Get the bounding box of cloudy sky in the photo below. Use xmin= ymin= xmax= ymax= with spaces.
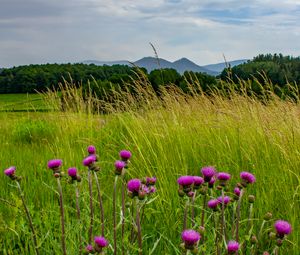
xmin=1 ymin=0 xmax=300 ymax=67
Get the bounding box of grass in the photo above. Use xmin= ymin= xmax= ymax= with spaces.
xmin=0 ymin=80 xmax=299 ymax=254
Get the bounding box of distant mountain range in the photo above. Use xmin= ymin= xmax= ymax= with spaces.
xmin=82 ymin=57 xmax=248 ymax=76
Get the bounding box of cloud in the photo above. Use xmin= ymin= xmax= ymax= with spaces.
xmin=0 ymin=0 xmax=300 ymax=67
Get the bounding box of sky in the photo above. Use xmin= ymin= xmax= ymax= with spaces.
xmin=1 ymin=0 xmax=300 ymax=68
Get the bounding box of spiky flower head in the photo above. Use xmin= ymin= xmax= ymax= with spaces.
xmin=85 ymin=244 xmax=94 ymax=253
xmin=119 ymin=150 xmax=132 ymax=161
xmin=177 ymin=176 xmax=194 ymax=186
xmin=87 ymin=145 xmax=96 ymax=155
xmin=201 ymin=166 xmax=216 ymax=182
xmin=114 ymin=160 xmax=126 ymax=175
xmin=4 ymin=166 xmax=16 ymax=176
xmin=274 ymin=220 xmax=292 ymax=238
xmin=94 ymin=236 xmax=108 ymax=248
xmin=227 ymin=240 xmax=239 ymax=254
xmin=68 ymin=167 xmax=77 ymax=177
xmin=217 ymin=172 xmax=231 ymax=181
xmin=181 ymin=229 xmax=201 ymax=249
xmin=208 ymin=199 xmax=220 ymax=210
xmin=127 ymin=179 xmax=141 ymax=193
xmin=146 ymin=176 xmax=157 ymax=186
xmin=240 ymin=171 xmax=256 ymax=185
xmin=193 ymin=176 xmax=204 ymax=187
xmin=217 ymin=196 xmax=231 ymax=205
xmin=208 ymin=176 xmax=216 ymax=188
xmin=83 ymin=155 xmax=97 ymax=167
xmin=234 ymin=187 xmax=241 ymax=197
xmin=47 ymin=159 xmax=62 ymax=169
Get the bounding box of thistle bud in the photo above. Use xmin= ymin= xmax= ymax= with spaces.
xmin=264 ymin=212 xmax=272 ymax=221
xmin=248 ymin=195 xmax=255 ymax=203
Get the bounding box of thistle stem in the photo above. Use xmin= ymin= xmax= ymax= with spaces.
xmin=235 ymin=188 xmax=244 ymax=255
xmin=121 ymin=178 xmax=126 ymax=255
xmin=183 ymin=199 xmax=189 ymax=231
xmin=221 ymin=189 xmax=226 ymax=243
xmin=113 ymin=176 xmax=118 ymax=255
xmin=201 ymin=193 xmax=207 ymax=227
xmin=136 ymin=198 xmax=142 ymax=255
xmin=88 ymin=170 xmax=94 ymax=244
xmin=75 ymin=184 xmax=82 ymax=255
xmin=94 ymin=172 xmax=105 ymax=236
xmin=57 ymin=178 xmax=67 ymax=255
xmin=191 ymin=191 xmax=196 ymax=227
xmin=16 ymin=181 xmax=40 ymax=255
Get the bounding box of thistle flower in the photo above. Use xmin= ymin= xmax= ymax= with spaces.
xmin=68 ymin=167 xmax=77 ymax=177
xmin=177 ymin=176 xmax=194 ymax=186
xmin=114 ymin=160 xmax=126 ymax=175
xmin=193 ymin=176 xmax=204 ymax=188
xmin=4 ymin=166 xmax=16 ymax=177
xmin=201 ymin=166 xmax=216 ymax=182
xmin=149 ymin=186 xmax=156 ymax=193
xmin=240 ymin=171 xmax=256 ymax=186
xmin=234 ymin=187 xmax=241 ymax=197
xmin=181 ymin=229 xmax=201 ymax=249
xmin=83 ymin=155 xmax=97 ymax=167
xmin=119 ymin=150 xmax=132 ymax=161
xmin=274 ymin=220 xmax=292 ymax=238
xmin=94 ymin=236 xmax=108 ymax=248
xmin=227 ymin=240 xmax=239 ymax=254
xmin=146 ymin=176 xmax=157 ymax=186
xmin=208 ymin=176 xmax=216 ymax=188
xmin=217 ymin=196 xmax=231 ymax=205
xmin=47 ymin=159 xmax=62 ymax=169
xmin=127 ymin=179 xmax=141 ymax=197
xmin=217 ymin=172 xmax=231 ymax=181
xmin=207 ymin=199 xmax=220 ymax=210
xmin=87 ymin=145 xmax=96 ymax=155
xmin=85 ymin=244 xmax=94 ymax=253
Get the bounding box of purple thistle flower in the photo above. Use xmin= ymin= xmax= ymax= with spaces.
xmin=67 ymin=167 xmax=77 ymax=177
xmin=234 ymin=187 xmax=241 ymax=196
xmin=177 ymin=176 xmax=194 ymax=186
xmin=217 ymin=172 xmax=231 ymax=181
xmin=127 ymin=179 xmax=141 ymax=193
xmin=240 ymin=171 xmax=256 ymax=184
xmin=146 ymin=176 xmax=157 ymax=186
xmin=83 ymin=155 xmax=97 ymax=167
xmin=85 ymin=244 xmax=94 ymax=252
xmin=217 ymin=196 xmax=231 ymax=205
xmin=227 ymin=240 xmax=239 ymax=254
xmin=274 ymin=220 xmax=292 ymax=238
xmin=87 ymin=145 xmax=96 ymax=155
xmin=115 ymin=160 xmax=126 ymax=170
xmin=208 ymin=176 xmax=216 ymax=188
xmin=47 ymin=159 xmax=62 ymax=169
xmin=149 ymin=186 xmax=156 ymax=193
xmin=4 ymin=166 xmax=16 ymax=176
xmin=119 ymin=150 xmax=132 ymax=161
xmin=207 ymin=199 xmax=220 ymax=209
xmin=94 ymin=236 xmax=108 ymax=247
xmin=201 ymin=166 xmax=216 ymax=182
xmin=181 ymin=229 xmax=201 ymax=247
xmin=193 ymin=176 xmax=204 ymax=186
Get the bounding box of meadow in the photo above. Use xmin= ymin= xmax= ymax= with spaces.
xmin=0 ymin=80 xmax=299 ymax=254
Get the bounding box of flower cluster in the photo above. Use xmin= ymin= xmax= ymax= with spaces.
xmin=67 ymin=167 xmax=81 ymax=183
xmin=84 ymin=236 xmax=108 ymax=254
xmin=128 ymin=176 xmax=157 ymax=200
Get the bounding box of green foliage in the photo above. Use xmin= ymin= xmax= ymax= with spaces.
xmin=12 ymin=119 xmax=58 ymax=143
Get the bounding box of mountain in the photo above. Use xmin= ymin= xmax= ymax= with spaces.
xmin=82 ymin=57 xmax=248 ymax=76
xmin=202 ymin=59 xmax=249 ymax=73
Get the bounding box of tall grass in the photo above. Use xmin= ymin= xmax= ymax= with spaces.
xmin=0 ymin=76 xmax=299 ymax=254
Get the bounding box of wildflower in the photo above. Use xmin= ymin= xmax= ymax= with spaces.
xmin=149 ymin=186 xmax=156 ymax=193
xmin=181 ymin=229 xmax=201 ymax=250
xmin=83 ymin=155 xmax=97 ymax=167
xmin=234 ymin=187 xmax=241 ymax=197
xmin=127 ymin=179 xmax=141 ymax=198
xmin=227 ymin=240 xmax=239 ymax=254
xmin=201 ymin=166 xmax=216 ymax=182
xmin=94 ymin=236 xmax=108 ymax=247
xmin=207 ymin=199 xmax=220 ymax=211
xmin=119 ymin=150 xmax=132 ymax=161
xmin=68 ymin=167 xmax=81 ymax=182
xmin=193 ymin=176 xmax=204 ymax=189
xmin=87 ymin=145 xmax=96 ymax=155
xmin=47 ymin=159 xmax=62 ymax=169
xmin=217 ymin=172 xmax=231 ymax=187
xmin=146 ymin=176 xmax=157 ymax=186
xmin=85 ymin=244 xmax=94 ymax=253
xmin=177 ymin=176 xmax=194 ymax=186
xmin=217 ymin=196 xmax=231 ymax=205
xmin=240 ymin=171 xmax=256 ymax=187
xmin=4 ymin=166 xmax=16 ymax=177
xmin=274 ymin=220 xmax=292 ymax=238
xmin=208 ymin=176 xmax=216 ymax=188
xmin=114 ymin=160 xmax=126 ymax=175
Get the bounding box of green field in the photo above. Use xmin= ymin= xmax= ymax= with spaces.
xmin=0 ymin=93 xmax=53 ymax=112
xmin=0 ymin=88 xmax=299 ymax=254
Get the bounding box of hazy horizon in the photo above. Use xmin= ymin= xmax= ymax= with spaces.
xmin=1 ymin=0 xmax=300 ymax=68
